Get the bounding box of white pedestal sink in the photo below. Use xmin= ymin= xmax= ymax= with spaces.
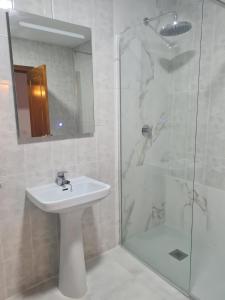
xmin=26 ymin=176 xmax=111 ymax=299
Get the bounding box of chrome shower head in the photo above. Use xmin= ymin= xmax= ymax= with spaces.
xmin=143 ymin=14 xmax=177 ymax=49
xmin=160 ymin=20 xmax=192 ymax=36
xmin=144 ymin=11 xmax=192 ymax=46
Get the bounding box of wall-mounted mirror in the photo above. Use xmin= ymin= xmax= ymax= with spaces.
xmin=7 ymin=10 xmax=95 ymax=143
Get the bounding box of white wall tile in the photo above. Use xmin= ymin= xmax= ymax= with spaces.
xmin=13 ymin=0 xmax=53 ymax=17
xmin=52 ymin=0 xmax=93 ymax=27
xmin=0 ymin=36 xmax=12 ymax=81
xmin=0 ymin=9 xmax=8 ymax=37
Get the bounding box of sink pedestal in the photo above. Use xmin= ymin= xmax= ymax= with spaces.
xmin=59 ymin=208 xmax=87 ymax=299
xmin=26 ymin=176 xmax=111 ymax=299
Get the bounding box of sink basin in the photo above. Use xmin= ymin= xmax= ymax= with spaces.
xmin=26 ymin=176 xmax=111 ymax=299
xmin=26 ymin=176 xmax=111 ymax=213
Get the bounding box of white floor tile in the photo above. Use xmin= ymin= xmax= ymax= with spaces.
xmin=6 ymin=246 xmax=189 ymax=300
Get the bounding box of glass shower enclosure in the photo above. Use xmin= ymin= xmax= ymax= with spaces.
xmin=120 ymin=0 xmax=225 ymax=299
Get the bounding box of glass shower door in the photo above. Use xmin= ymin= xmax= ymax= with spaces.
xmin=120 ymin=0 xmax=203 ymax=293
xmin=190 ymin=0 xmax=225 ymax=299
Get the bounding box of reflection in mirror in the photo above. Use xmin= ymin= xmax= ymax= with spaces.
xmin=7 ymin=10 xmax=95 ymax=143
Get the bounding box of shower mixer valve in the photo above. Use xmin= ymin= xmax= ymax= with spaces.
xmin=142 ymin=125 xmax=153 ymax=139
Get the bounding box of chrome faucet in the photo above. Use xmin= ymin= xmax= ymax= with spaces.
xmin=56 ymin=171 xmax=72 ymax=191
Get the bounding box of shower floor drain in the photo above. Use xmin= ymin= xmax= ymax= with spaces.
xmin=169 ymin=249 xmax=188 ymax=261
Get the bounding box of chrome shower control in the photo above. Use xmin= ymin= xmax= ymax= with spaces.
xmin=142 ymin=125 xmax=153 ymax=138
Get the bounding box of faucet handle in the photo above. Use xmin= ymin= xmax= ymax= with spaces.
xmin=57 ymin=171 xmax=67 ymax=178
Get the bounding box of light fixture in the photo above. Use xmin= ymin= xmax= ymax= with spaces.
xmin=56 ymin=121 xmax=63 ymax=128
xmin=19 ymin=21 xmax=85 ymax=39
xmin=0 ymin=0 xmax=12 ymax=9
xmin=32 ymin=85 xmax=46 ymax=98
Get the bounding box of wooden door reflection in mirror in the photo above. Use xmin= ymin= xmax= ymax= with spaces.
xmin=14 ymin=64 xmax=50 ymax=138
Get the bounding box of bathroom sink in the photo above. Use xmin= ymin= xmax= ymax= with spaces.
xmin=26 ymin=176 xmax=111 ymax=299
xmin=26 ymin=176 xmax=111 ymax=213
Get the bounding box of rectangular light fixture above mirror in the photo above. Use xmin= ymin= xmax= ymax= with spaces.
xmin=19 ymin=21 xmax=86 ymax=39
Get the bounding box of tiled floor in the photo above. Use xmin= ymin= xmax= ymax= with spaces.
xmin=8 ymin=246 xmax=189 ymax=300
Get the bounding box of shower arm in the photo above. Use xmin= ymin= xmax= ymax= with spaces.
xmin=144 ymin=21 xmax=174 ymax=48
xmin=143 ymin=11 xmax=178 ymax=25
xmin=143 ymin=11 xmax=177 ymax=48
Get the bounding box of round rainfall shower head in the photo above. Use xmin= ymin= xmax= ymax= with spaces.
xmin=160 ymin=20 xmax=192 ymax=36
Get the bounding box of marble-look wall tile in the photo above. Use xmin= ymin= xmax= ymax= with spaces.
xmin=97 ymin=149 xmax=116 ymax=235
xmin=95 ymin=89 xmax=115 ymax=125
xmin=0 ymin=36 xmax=12 ymax=82
xmin=77 ymin=137 xmax=97 ymax=163
xmin=82 ymin=205 xmax=102 ymax=259
xmin=50 ymin=139 xmax=77 ymax=177
xmin=117 ymin=0 xmax=170 ymax=240
xmin=92 ymin=0 xmax=114 ymax=90
xmin=117 ymin=0 xmax=204 ymax=245
xmin=0 ymin=284 xmax=5 ymax=300
xmin=0 ymin=9 xmax=8 ymax=37
xmin=0 ymin=143 xmax=24 ymax=177
xmin=0 ymin=212 xmax=32 ymax=262
xmin=31 ymin=238 xmax=59 ymax=284
xmin=93 ymin=50 xmax=114 ymax=91
xmin=99 ymin=188 xmax=115 ymax=220
xmin=28 ymin=202 xmax=58 ymax=242
xmin=93 ymin=0 xmax=113 ymax=51
xmin=77 ymin=161 xmax=98 ymax=179
xmin=96 ymin=124 xmax=115 ymax=162
xmin=25 ymin=169 xmax=54 ymax=188
xmin=195 ymin=0 xmax=225 ymax=192
xmin=191 ymin=182 xmax=225 ymax=299
xmin=0 ymin=98 xmax=17 ymax=140
xmin=116 ymin=1 xmax=225 ymax=299
xmin=13 ymin=0 xmax=53 ymax=17
xmin=0 ymin=261 xmax=6 ymax=300
xmin=52 ymin=0 xmax=93 ymax=27
xmin=113 ymin=0 xmax=158 ymax=34
xmin=24 ymin=142 xmax=52 ymax=174
xmin=4 ymin=253 xmax=33 ymax=298
xmin=100 ymin=219 xmax=117 ymax=252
